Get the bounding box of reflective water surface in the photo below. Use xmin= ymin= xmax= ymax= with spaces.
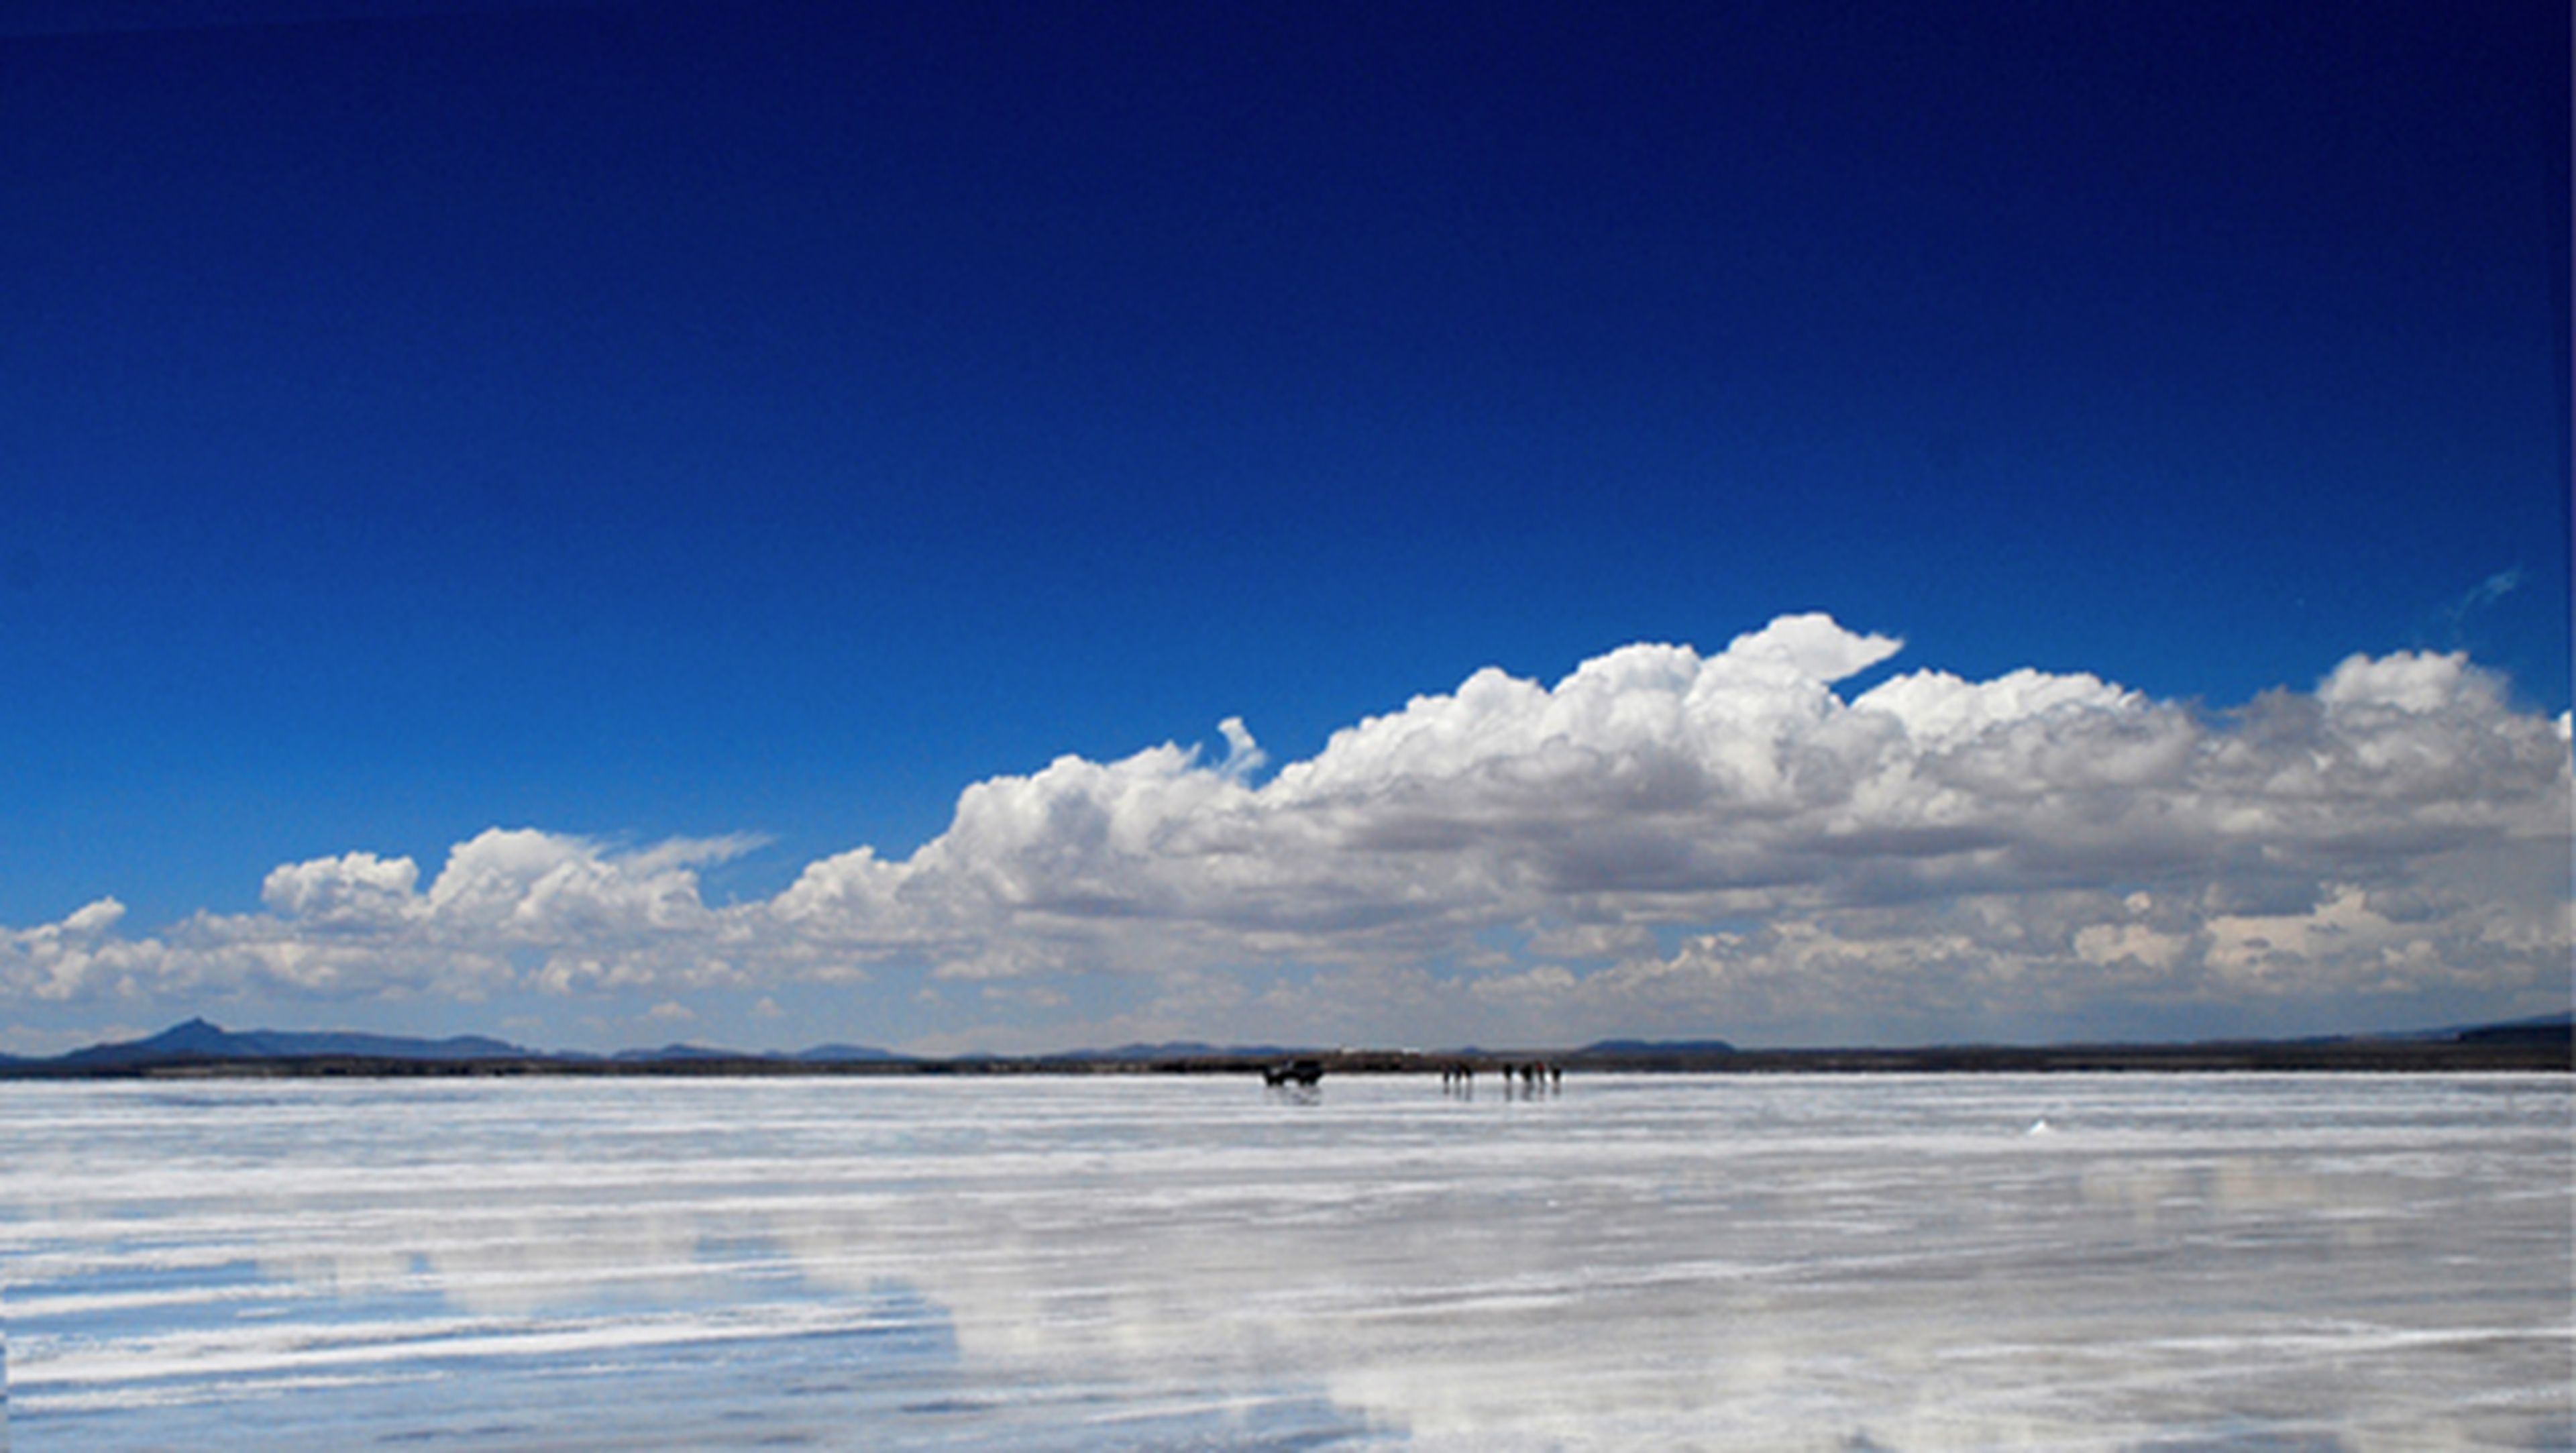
xmin=2 ymin=1073 xmax=2567 ymax=1450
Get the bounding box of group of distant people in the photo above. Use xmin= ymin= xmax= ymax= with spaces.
xmin=1438 ymin=1061 xmax=1560 ymax=1097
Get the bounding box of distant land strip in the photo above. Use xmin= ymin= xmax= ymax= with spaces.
xmin=0 ymin=1016 xmax=2565 ymax=1078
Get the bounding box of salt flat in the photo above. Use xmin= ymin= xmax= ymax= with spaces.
xmin=2 ymin=1073 xmax=2566 ymax=1450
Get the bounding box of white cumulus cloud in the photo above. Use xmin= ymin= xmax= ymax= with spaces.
xmin=2 ymin=614 xmax=2565 ymax=1044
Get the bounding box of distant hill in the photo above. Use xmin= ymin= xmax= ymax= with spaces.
xmin=17 ymin=1020 xmax=914 ymax=1071
xmin=58 ymin=1018 xmax=530 ymax=1068
xmin=1582 ymin=1038 xmax=1737 ymax=1055
xmin=2453 ymin=1012 xmax=2573 ymax=1046
xmin=611 ymin=1043 xmax=749 ymax=1063
xmin=790 ymin=1043 xmax=910 ymax=1063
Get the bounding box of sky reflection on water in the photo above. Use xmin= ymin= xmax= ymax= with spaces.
xmin=2 ymin=1074 xmax=2567 ymax=1450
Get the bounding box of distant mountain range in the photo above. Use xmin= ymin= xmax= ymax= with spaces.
xmin=55 ymin=1018 xmax=530 ymax=1068
xmin=0 ymin=1012 xmax=2563 ymax=1076
xmin=6 ymin=1018 xmax=908 ymax=1071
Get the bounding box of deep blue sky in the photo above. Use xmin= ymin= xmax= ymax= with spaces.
xmin=0 ymin=1 xmax=2565 ymax=1048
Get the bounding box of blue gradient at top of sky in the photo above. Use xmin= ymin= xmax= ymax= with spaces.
xmin=3 ymin=0 xmax=2566 ymax=930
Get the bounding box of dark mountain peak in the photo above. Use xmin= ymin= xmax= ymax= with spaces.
xmin=60 ymin=1018 xmax=243 ymax=1066
xmin=155 ymin=1017 xmax=230 ymax=1045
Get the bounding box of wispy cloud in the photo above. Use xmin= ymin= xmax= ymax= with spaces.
xmin=2438 ymin=568 xmax=2525 ymax=639
xmin=5 ymin=614 xmax=2567 ymax=1044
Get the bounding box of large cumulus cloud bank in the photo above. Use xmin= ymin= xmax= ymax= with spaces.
xmin=9 ymin=616 xmax=2568 ymax=1046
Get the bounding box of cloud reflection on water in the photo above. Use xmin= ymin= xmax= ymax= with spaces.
xmin=1 ymin=1075 xmax=2567 ymax=1450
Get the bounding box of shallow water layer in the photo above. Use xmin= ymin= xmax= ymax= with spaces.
xmin=1 ymin=1073 xmax=2567 ymax=1450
